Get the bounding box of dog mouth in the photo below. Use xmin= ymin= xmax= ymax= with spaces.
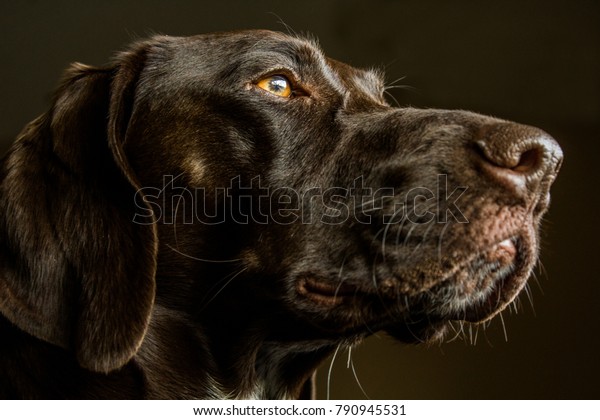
xmin=294 ymin=233 xmax=533 ymax=340
xmin=431 ymin=236 xmax=524 ymax=323
xmin=296 ymin=277 xmax=358 ymax=307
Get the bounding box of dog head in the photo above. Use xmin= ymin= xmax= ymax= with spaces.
xmin=120 ymin=31 xmax=562 ymax=342
xmin=0 ymin=31 xmax=562 ymax=389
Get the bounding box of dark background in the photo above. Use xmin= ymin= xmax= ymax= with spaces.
xmin=1 ymin=0 xmax=598 ymax=399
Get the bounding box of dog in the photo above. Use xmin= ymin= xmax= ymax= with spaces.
xmin=0 ymin=30 xmax=562 ymax=399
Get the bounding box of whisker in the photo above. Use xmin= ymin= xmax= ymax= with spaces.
xmin=446 ymin=321 xmax=463 ymax=343
xmin=498 ymin=312 xmax=509 ymax=342
xmin=459 ymin=321 xmax=467 ymax=344
xmin=473 ymin=323 xmax=480 ymax=346
xmin=537 ymin=259 xmax=549 ymax=279
xmin=523 ymin=283 xmax=536 ymax=316
xmin=200 ymin=267 xmax=248 ymax=310
xmin=383 ymin=90 xmax=400 ymax=107
xmin=385 ymin=75 xmax=408 ymax=86
xmin=268 ymin=12 xmax=298 ymax=37
xmin=530 ymin=268 xmax=545 ymax=295
xmin=333 ymin=256 xmax=348 ymax=300
xmin=468 ymin=323 xmax=474 ymax=346
xmin=327 ymin=344 xmax=342 ymax=400
xmin=347 ymin=347 xmax=370 ymax=399
xmin=510 ymin=299 xmax=519 ymax=315
xmin=384 ymin=84 xmax=414 ymax=91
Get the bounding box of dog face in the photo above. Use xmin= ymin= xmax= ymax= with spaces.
xmin=0 ymin=30 xmax=562 ymax=398
xmin=125 ymin=31 xmax=562 ymax=340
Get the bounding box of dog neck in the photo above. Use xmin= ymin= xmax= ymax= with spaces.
xmin=152 ymin=235 xmax=340 ymax=399
xmin=200 ymin=317 xmax=335 ymax=399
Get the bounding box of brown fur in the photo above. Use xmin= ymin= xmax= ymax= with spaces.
xmin=0 ymin=31 xmax=562 ymax=399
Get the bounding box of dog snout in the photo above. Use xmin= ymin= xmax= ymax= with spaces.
xmin=474 ymin=122 xmax=563 ymax=201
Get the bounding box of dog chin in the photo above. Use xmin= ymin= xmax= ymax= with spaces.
xmin=384 ymin=319 xmax=450 ymax=344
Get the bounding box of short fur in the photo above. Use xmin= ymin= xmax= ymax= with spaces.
xmin=0 ymin=30 xmax=562 ymax=399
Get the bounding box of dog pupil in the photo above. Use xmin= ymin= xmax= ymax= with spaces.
xmin=269 ymin=77 xmax=287 ymax=92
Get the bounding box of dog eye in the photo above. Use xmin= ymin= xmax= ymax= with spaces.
xmin=256 ymin=75 xmax=293 ymax=98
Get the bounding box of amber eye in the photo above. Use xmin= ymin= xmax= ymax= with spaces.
xmin=256 ymin=75 xmax=293 ymax=98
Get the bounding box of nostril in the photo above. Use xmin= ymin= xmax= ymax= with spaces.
xmin=511 ymin=147 xmax=543 ymax=173
xmin=475 ymin=137 xmax=546 ymax=175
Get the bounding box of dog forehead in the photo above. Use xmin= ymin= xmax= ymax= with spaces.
xmin=133 ymin=31 xmax=328 ymax=93
xmin=135 ymin=30 xmax=384 ymax=106
xmin=155 ymin=30 xmax=327 ymax=74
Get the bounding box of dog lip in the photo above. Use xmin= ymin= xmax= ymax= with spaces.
xmin=485 ymin=238 xmax=517 ymax=264
xmin=296 ymin=277 xmax=357 ymax=306
xmin=461 ymin=275 xmax=521 ymax=323
xmin=293 ymin=235 xmax=527 ymax=331
xmin=458 ymin=236 xmax=527 ymax=323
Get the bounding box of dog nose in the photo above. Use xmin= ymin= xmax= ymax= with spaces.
xmin=475 ymin=123 xmax=563 ymax=197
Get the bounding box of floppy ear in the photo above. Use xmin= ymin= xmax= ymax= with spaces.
xmin=0 ymin=46 xmax=157 ymax=373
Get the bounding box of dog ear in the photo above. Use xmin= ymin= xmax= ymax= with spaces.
xmin=0 ymin=45 xmax=157 ymax=373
